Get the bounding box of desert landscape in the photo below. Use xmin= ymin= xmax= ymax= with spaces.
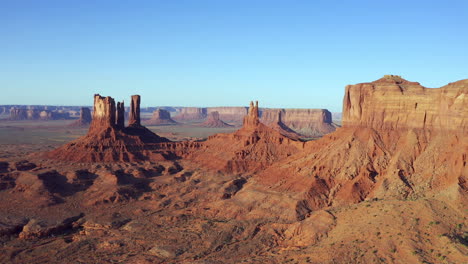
xmin=0 ymin=75 xmax=466 ymax=264
xmin=2 ymin=1 xmax=467 ymax=263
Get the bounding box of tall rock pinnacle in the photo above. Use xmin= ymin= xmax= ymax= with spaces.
xmin=243 ymin=101 xmax=260 ymax=127
xmin=116 ymin=101 xmax=125 ymax=129
xmin=129 ymin=95 xmax=141 ymax=127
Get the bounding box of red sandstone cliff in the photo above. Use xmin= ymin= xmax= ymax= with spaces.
xmin=256 ymin=76 xmax=467 ymax=219
xmin=343 ymin=75 xmax=468 ymax=130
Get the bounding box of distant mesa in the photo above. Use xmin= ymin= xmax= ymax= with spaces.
xmin=46 ymin=94 xmax=170 ymax=162
xmin=199 ymin=111 xmax=233 ymax=128
xmin=261 ymin=108 xmax=336 ymax=138
xmin=69 ymin=107 xmax=92 ymax=127
xmin=173 ymin=107 xmax=207 ymax=122
xmin=145 ymin=109 xmax=178 ymax=125
xmin=10 ymin=108 xmax=71 ymax=121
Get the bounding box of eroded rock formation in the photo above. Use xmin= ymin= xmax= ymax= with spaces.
xmin=343 ymin=75 xmax=468 ymax=130
xmin=199 ymin=111 xmax=233 ymax=128
xmin=10 ymin=108 xmax=71 ymax=120
xmin=206 ymin=107 xmax=248 ymax=123
xmin=146 ymin=109 xmax=177 ymax=125
xmin=257 ymin=76 xmax=468 ymax=219
xmin=69 ymin=107 xmax=92 ymax=127
xmin=173 ymin=107 xmax=207 ymax=122
xmin=128 ymin=95 xmax=141 ymax=127
xmin=47 ymin=94 xmax=170 ymax=162
xmin=261 ymin=108 xmax=336 ymax=137
xmin=190 ymin=101 xmax=304 ymax=173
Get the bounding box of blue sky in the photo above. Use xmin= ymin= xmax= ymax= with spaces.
xmin=1 ymin=0 xmax=467 ymax=111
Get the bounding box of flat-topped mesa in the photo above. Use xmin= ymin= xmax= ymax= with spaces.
xmin=173 ymin=107 xmax=207 ymax=122
xmin=261 ymin=108 xmax=335 ymax=137
xmin=116 ymin=101 xmax=125 ymax=129
xmin=243 ymin=101 xmax=260 ymax=128
xmin=128 ymin=95 xmax=141 ymax=127
xmin=200 ymin=111 xmax=233 ymax=128
xmin=146 ymin=109 xmax=177 ymax=125
xmin=342 ymin=76 xmax=468 ymax=131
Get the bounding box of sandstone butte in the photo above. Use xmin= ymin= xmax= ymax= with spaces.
xmin=198 ymin=111 xmax=233 ymax=128
xmin=46 ymin=94 xmax=171 ymax=162
xmin=145 ymin=109 xmax=178 ymax=125
xmin=257 ymin=75 xmax=467 ymax=218
xmin=261 ymin=108 xmax=336 ymax=137
xmin=69 ymin=107 xmax=92 ymax=127
xmin=172 ymin=107 xmax=207 ymax=122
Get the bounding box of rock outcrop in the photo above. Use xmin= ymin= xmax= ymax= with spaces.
xmin=206 ymin=107 xmax=248 ymax=123
xmin=146 ymin=109 xmax=177 ymax=125
xmin=257 ymin=76 xmax=468 ymax=218
xmin=128 ymin=95 xmax=141 ymax=127
xmin=190 ymin=101 xmax=303 ymax=173
xmin=261 ymin=108 xmax=336 ymax=137
xmin=343 ymin=75 xmax=468 ymax=130
xmin=173 ymin=107 xmax=207 ymax=122
xmin=199 ymin=111 xmax=233 ymax=128
xmin=46 ymin=94 xmax=170 ymax=162
xmin=69 ymin=107 xmax=92 ymax=127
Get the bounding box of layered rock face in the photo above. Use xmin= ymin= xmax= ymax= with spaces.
xmin=47 ymin=94 xmax=170 ymax=162
xmin=257 ymin=76 xmax=467 ymax=219
xmin=69 ymin=108 xmax=92 ymax=127
xmin=146 ymin=109 xmax=177 ymax=125
xmin=343 ymin=75 xmax=468 ymax=130
xmin=173 ymin=107 xmax=207 ymax=122
xmin=199 ymin=111 xmax=233 ymax=128
xmin=206 ymin=107 xmax=248 ymax=123
xmin=261 ymin=108 xmax=336 ymax=137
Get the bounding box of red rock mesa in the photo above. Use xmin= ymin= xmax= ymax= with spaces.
xmin=257 ymin=75 xmax=468 ymax=219
xmin=146 ymin=109 xmax=177 ymax=125
xmin=199 ymin=111 xmax=233 ymax=128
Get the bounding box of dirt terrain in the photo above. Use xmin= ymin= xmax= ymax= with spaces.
xmin=0 ymin=76 xmax=466 ymax=264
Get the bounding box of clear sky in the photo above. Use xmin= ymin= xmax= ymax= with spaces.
xmin=1 ymin=0 xmax=467 ymax=112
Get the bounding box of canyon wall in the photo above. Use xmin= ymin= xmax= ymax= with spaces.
xmin=342 ymin=75 xmax=468 ymax=131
